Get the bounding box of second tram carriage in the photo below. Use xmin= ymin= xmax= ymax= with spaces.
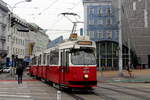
xmin=29 ymin=36 xmax=97 ymax=89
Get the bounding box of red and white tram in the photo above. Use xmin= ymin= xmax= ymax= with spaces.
xmin=29 ymin=36 xmax=97 ymax=89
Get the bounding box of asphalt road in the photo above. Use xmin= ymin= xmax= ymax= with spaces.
xmin=0 ymin=73 xmax=150 ymax=100
xmin=0 ymin=71 xmax=32 ymax=80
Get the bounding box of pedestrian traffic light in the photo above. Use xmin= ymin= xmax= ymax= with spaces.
xmin=11 ymin=17 xmax=15 ymax=27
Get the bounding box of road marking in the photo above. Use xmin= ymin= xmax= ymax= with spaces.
xmin=0 ymin=80 xmax=38 ymax=82
xmin=0 ymin=92 xmax=9 ymax=94
xmin=0 ymin=94 xmax=31 ymax=98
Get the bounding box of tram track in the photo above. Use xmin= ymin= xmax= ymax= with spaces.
xmin=105 ymin=83 xmax=150 ymax=93
xmin=65 ymin=87 xmax=117 ymax=100
xmin=66 ymin=93 xmax=85 ymax=100
xmin=98 ymin=85 xmax=150 ymax=100
xmin=92 ymin=91 xmax=116 ymax=100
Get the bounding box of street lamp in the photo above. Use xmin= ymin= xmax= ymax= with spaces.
xmin=118 ymin=0 xmax=123 ymax=76
xmin=11 ymin=0 xmax=32 ymax=12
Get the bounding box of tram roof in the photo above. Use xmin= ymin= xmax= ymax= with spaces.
xmin=43 ymin=36 xmax=96 ymax=53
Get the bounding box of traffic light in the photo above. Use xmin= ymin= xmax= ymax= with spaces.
xmin=11 ymin=17 xmax=15 ymax=27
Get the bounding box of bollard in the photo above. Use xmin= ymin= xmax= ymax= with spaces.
xmin=57 ymin=91 xmax=61 ymax=100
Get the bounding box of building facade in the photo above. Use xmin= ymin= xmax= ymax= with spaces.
xmin=121 ymin=0 xmax=150 ymax=68
xmin=83 ymin=0 xmax=123 ymax=70
xmin=28 ymin=23 xmax=49 ymax=56
xmin=6 ymin=14 xmax=49 ymax=64
xmin=0 ymin=0 xmax=9 ymax=60
xmin=83 ymin=0 xmax=150 ymax=69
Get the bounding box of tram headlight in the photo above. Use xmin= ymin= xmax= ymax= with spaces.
xmin=84 ymin=74 xmax=89 ymax=79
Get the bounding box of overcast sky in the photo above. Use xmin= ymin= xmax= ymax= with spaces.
xmin=4 ymin=0 xmax=84 ymax=40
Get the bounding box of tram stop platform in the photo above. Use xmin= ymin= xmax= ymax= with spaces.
xmin=97 ymin=69 xmax=150 ymax=83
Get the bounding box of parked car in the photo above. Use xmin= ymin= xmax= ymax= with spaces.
xmin=3 ymin=67 xmax=11 ymax=73
xmin=0 ymin=69 xmax=3 ymax=73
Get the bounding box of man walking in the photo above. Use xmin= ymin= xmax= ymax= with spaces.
xmin=16 ymin=63 xmax=24 ymax=84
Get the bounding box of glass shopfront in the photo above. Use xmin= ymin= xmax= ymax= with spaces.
xmin=96 ymin=41 xmax=134 ymax=70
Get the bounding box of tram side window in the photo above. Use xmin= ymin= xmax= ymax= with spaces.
xmin=38 ymin=55 xmax=41 ymax=65
xmin=50 ymin=50 xmax=59 ymax=65
xmin=47 ymin=54 xmax=50 ymax=65
xmin=43 ymin=53 xmax=46 ymax=65
xmin=61 ymin=51 xmax=66 ymax=66
xmin=33 ymin=57 xmax=37 ymax=65
xmin=61 ymin=51 xmax=69 ymax=67
xmin=32 ymin=56 xmax=37 ymax=65
xmin=31 ymin=58 xmax=33 ymax=65
xmin=35 ymin=57 xmax=37 ymax=65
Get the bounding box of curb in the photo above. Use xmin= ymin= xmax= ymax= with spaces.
xmin=98 ymin=78 xmax=150 ymax=83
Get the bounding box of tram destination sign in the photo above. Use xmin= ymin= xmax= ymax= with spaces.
xmin=77 ymin=41 xmax=92 ymax=45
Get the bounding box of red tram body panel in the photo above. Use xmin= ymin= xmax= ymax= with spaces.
xmin=38 ymin=66 xmax=43 ymax=78
xmin=32 ymin=66 xmax=38 ymax=76
xmin=42 ymin=66 xmax=47 ymax=79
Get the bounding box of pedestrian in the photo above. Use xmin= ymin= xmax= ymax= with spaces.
xmin=16 ymin=63 xmax=24 ymax=84
xmin=126 ymin=61 xmax=132 ymax=78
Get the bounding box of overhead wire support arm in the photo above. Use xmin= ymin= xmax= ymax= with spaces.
xmin=59 ymin=12 xmax=81 ymax=34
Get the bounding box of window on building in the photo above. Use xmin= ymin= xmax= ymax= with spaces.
xmin=97 ymin=31 xmax=103 ymax=39
xmin=20 ymin=39 xmax=21 ymax=45
xmin=18 ymin=49 xmax=20 ymax=55
xmin=7 ymin=37 xmax=9 ymax=42
xmin=98 ymin=18 xmax=103 ymax=25
xmin=89 ymin=31 xmax=94 ymax=38
xmin=13 ymin=27 xmax=15 ymax=34
xmin=22 ymin=49 xmax=24 ymax=55
xmin=133 ymin=2 xmax=136 ymax=11
xmin=144 ymin=9 xmax=148 ymax=28
xmin=89 ymin=7 xmax=94 ymax=14
xmin=100 ymin=32 xmax=104 ymax=39
xmin=88 ymin=19 xmax=94 ymax=25
xmin=87 ymin=31 xmax=90 ymax=36
xmin=16 ymin=48 xmax=18 ymax=54
xmin=20 ymin=49 xmax=21 ymax=55
xmin=106 ymin=8 xmax=111 ymax=16
xmin=7 ymin=46 xmax=9 ymax=51
xmin=17 ymin=48 xmax=19 ymax=54
xmin=20 ymin=40 xmax=22 ymax=45
xmin=98 ymin=8 xmax=103 ymax=16
xmin=13 ymin=48 xmax=15 ymax=54
xmin=50 ymin=50 xmax=59 ymax=65
xmin=106 ymin=18 xmax=112 ymax=25
xmin=89 ymin=31 xmax=95 ymax=38
xmin=107 ymin=31 xmax=112 ymax=39
xmin=15 ymin=38 xmax=16 ymax=44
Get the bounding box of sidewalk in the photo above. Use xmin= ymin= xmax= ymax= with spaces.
xmin=97 ymin=69 xmax=150 ymax=83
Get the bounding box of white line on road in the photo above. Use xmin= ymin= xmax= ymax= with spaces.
xmin=0 ymin=92 xmax=9 ymax=94
xmin=0 ymin=94 xmax=31 ymax=98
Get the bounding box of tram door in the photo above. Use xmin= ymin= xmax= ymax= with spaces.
xmin=60 ymin=50 xmax=69 ymax=84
